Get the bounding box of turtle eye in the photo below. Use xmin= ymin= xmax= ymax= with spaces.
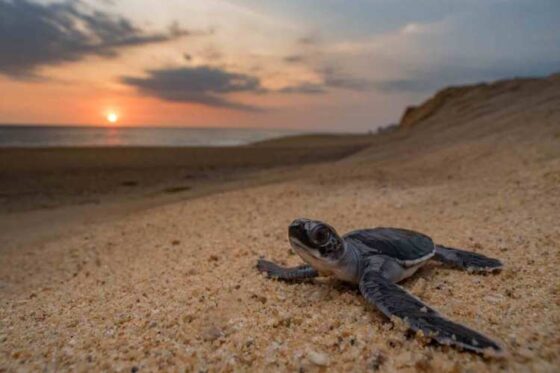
xmin=310 ymin=226 xmax=330 ymax=245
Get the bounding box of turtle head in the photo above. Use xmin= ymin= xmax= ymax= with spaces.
xmin=288 ymin=218 xmax=345 ymax=270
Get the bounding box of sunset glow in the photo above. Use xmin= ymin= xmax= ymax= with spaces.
xmin=0 ymin=0 xmax=558 ymax=130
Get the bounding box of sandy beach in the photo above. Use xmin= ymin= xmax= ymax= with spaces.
xmin=1 ymin=74 xmax=559 ymax=372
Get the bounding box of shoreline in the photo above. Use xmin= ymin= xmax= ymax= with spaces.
xmin=0 ymin=134 xmax=376 ymax=212
xmin=0 ymin=124 xmax=371 ymax=148
xmin=0 ymin=134 xmax=376 ymax=250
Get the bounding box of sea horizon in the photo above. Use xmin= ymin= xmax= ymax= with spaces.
xmin=0 ymin=123 xmax=300 ymax=131
xmin=0 ymin=124 xmax=306 ymax=148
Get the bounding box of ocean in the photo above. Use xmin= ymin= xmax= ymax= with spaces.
xmin=0 ymin=125 xmax=299 ymax=147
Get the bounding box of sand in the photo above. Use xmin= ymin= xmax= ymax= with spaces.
xmin=0 ymin=134 xmax=374 ymax=213
xmin=1 ymin=75 xmax=559 ymax=372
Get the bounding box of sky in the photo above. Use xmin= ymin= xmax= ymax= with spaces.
xmin=0 ymin=0 xmax=559 ymax=131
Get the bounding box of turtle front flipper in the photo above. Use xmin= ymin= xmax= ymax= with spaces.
xmin=257 ymin=259 xmax=318 ymax=281
xmin=359 ymin=263 xmax=504 ymax=356
xmin=434 ymin=245 xmax=503 ymax=273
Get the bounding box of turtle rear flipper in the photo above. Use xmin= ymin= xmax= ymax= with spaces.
xmin=257 ymin=259 xmax=318 ymax=281
xmin=359 ymin=264 xmax=504 ymax=356
xmin=434 ymin=245 xmax=503 ymax=273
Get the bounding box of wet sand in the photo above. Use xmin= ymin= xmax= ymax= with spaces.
xmin=0 ymin=133 xmax=375 ymax=213
xmin=1 ymin=75 xmax=559 ymax=372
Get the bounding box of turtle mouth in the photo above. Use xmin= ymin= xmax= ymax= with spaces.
xmin=289 ymin=237 xmax=321 ymax=261
xmin=288 ymin=236 xmax=306 ymax=251
xmin=288 ymin=219 xmax=309 ymax=243
xmin=289 ymin=236 xmax=337 ymax=275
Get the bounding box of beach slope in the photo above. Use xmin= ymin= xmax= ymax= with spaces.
xmin=1 ymin=74 xmax=559 ymax=371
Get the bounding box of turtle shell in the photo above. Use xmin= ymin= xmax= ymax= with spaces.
xmin=343 ymin=227 xmax=435 ymax=266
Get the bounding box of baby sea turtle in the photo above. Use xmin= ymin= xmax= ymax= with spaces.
xmin=257 ymin=218 xmax=504 ymax=355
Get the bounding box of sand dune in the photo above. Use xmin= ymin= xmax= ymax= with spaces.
xmin=1 ymin=74 xmax=559 ymax=371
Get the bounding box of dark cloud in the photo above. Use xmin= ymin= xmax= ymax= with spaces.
xmin=373 ymin=79 xmax=432 ymax=93
xmin=373 ymin=60 xmax=560 ymax=93
xmin=297 ymin=36 xmax=317 ymax=46
xmin=284 ymin=55 xmax=305 ymax=64
xmin=278 ymin=83 xmax=325 ymax=94
xmin=0 ymin=0 xmax=189 ymax=78
xmin=121 ymin=63 xmax=376 ymax=111
xmin=320 ymin=67 xmax=373 ymax=91
xmin=121 ymin=66 xmax=263 ymax=111
xmin=277 ymin=67 xmax=373 ymax=95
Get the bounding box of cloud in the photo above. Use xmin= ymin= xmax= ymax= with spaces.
xmin=121 ymin=66 xmax=263 ymax=111
xmin=283 ymin=55 xmax=305 ymax=64
xmin=297 ymin=36 xmax=317 ymax=46
xmin=320 ymin=67 xmax=373 ymax=91
xmin=373 ymin=60 xmax=560 ymax=94
xmin=278 ymin=83 xmax=325 ymax=94
xmin=121 ymin=63 xmax=375 ymax=108
xmin=275 ymin=66 xmax=374 ymax=96
xmin=321 ymin=1 xmax=560 ymax=94
xmin=0 ymin=0 xmax=189 ymax=78
xmin=373 ymin=79 xmax=432 ymax=93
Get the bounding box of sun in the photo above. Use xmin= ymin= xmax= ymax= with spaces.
xmin=106 ymin=112 xmax=119 ymax=124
